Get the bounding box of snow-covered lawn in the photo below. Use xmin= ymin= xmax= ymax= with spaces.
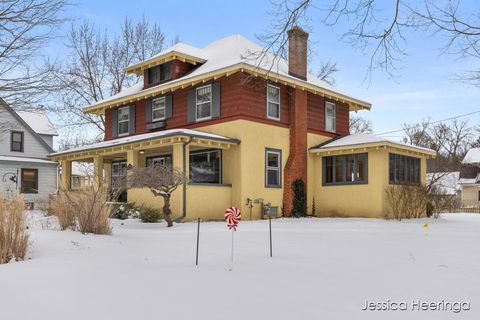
xmin=1 ymin=213 xmax=479 ymax=320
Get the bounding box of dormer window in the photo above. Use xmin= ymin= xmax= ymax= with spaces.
xmin=148 ymin=62 xmax=172 ymax=85
xmin=152 ymin=97 xmax=166 ymax=121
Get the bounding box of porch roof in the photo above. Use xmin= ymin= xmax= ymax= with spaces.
xmin=48 ymin=129 xmax=240 ymax=161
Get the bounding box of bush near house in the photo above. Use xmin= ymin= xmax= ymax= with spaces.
xmin=0 ymin=194 xmax=29 ymax=264
xmin=111 ymin=203 xmax=140 ymax=220
xmin=138 ymin=206 xmax=162 ymax=223
xmin=291 ymin=179 xmax=307 ymax=217
xmin=384 ymin=185 xmax=427 ymax=220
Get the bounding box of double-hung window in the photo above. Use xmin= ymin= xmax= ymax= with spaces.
xmin=265 ymin=148 xmax=282 ymax=187
xmin=266 ymin=84 xmax=280 ymax=120
xmin=323 ymin=153 xmax=368 ymax=185
xmin=325 ymin=101 xmax=336 ymax=132
xmin=196 ymin=85 xmax=212 ymax=121
xmin=11 ymin=131 xmax=24 ymax=152
xmin=117 ymin=106 xmax=130 ymax=136
xmin=152 ymin=97 xmax=166 ymax=122
xmin=189 ymin=149 xmax=221 ymax=184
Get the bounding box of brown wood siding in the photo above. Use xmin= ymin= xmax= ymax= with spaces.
xmin=104 ymin=72 xmax=350 ymax=141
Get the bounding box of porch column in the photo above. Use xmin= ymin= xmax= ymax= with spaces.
xmin=93 ymin=155 xmax=104 ymax=190
xmin=104 ymin=161 xmax=112 ymax=189
xmin=173 ymin=142 xmax=189 ymax=218
xmin=60 ymin=160 xmax=71 ymax=190
xmin=127 ymin=149 xmax=139 ymax=168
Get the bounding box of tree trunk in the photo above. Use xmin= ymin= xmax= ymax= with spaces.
xmin=162 ymin=195 xmax=173 ymax=227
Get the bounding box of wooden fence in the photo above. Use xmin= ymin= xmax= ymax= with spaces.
xmin=443 ymin=207 xmax=480 ymax=214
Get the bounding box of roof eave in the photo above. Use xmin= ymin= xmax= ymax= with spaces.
xmin=124 ymin=51 xmax=207 ymax=75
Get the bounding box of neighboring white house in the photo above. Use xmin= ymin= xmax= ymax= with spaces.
xmin=457 ymin=148 xmax=480 ymax=207
xmin=0 ymin=98 xmax=58 ymax=208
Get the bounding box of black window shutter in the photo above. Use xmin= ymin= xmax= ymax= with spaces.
xmin=129 ymin=104 xmax=136 ymax=134
xmin=145 ymin=100 xmax=152 ymax=123
xmin=212 ymin=82 xmax=220 ymax=118
xmin=166 ymin=95 xmax=173 ymax=118
xmin=187 ymin=88 xmax=196 ymax=123
xmin=112 ymin=108 xmax=118 ymax=138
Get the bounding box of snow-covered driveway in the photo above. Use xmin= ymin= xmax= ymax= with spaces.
xmin=1 ymin=214 xmax=479 ymax=320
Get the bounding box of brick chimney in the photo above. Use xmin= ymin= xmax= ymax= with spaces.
xmin=287 ymin=26 xmax=309 ymax=80
xmin=283 ymin=26 xmax=309 ymax=217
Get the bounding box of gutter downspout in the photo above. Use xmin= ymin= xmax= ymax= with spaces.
xmin=176 ymin=137 xmax=193 ymax=222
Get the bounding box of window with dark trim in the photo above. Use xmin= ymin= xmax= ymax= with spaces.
xmin=189 ymin=149 xmax=221 ymax=184
xmin=146 ymin=154 xmax=172 ymax=167
xmin=11 ymin=131 xmax=24 ymax=152
xmin=117 ymin=106 xmax=130 ymax=136
xmin=111 ymin=161 xmax=128 ymax=202
xmin=323 ymin=153 xmax=368 ymax=185
xmin=266 ymin=84 xmax=280 ymax=120
xmin=325 ymin=101 xmax=336 ymax=132
xmin=152 ymin=97 xmax=166 ymax=122
xmin=389 ymin=153 xmax=421 ymax=185
xmin=478 ymin=190 xmax=480 ymax=201
xmin=265 ymin=148 xmax=282 ymax=187
xmin=21 ymin=168 xmax=38 ymax=194
xmin=195 ymin=84 xmax=212 ymax=121
xmin=147 ymin=62 xmax=172 ymax=85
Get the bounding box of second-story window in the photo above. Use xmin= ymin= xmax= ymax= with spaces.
xmin=148 ymin=63 xmax=172 ymax=85
xmin=196 ymin=84 xmax=212 ymax=121
xmin=325 ymin=101 xmax=336 ymax=132
xmin=11 ymin=131 xmax=24 ymax=152
xmin=267 ymin=84 xmax=280 ymax=120
xmin=118 ymin=106 xmax=130 ymax=136
xmin=152 ymin=97 xmax=166 ymax=122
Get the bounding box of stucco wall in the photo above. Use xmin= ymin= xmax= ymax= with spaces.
xmin=460 ymin=185 xmax=480 ymax=207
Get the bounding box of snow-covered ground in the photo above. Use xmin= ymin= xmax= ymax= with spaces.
xmin=1 ymin=213 xmax=479 ymax=320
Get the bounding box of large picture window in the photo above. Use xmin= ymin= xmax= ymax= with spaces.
xmin=147 ymin=63 xmax=172 ymax=85
xmin=152 ymin=97 xmax=166 ymax=122
xmin=265 ymin=148 xmax=282 ymax=187
xmin=196 ymin=85 xmax=212 ymax=121
xmin=389 ymin=153 xmax=420 ymax=185
xmin=21 ymin=168 xmax=38 ymax=194
xmin=266 ymin=84 xmax=280 ymax=120
xmin=117 ymin=106 xmax=130 ymax=136
xmin=10 ymin=131 xmax=24 ymax=152
xmin=323 ymin=153 xmax=367 ymax=185
xmin=189 ymin=150 xmax=221 ymax=184
xmin=325 ymin=101 xmax=336 ymax=132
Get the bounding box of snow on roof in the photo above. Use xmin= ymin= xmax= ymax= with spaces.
xmin=427 ymin=172 xmax=460 ymax=195
xmin=17 ymin=109 xmax=58 ymax=136
xmin=50 ymin=128 xmax=240 ymax=157
xmin=312 ymin=133 xmax=436 ymax=154
xmin=458 ymin=178 xmax=478 ymax=185
xmin=127 ymin=43 xmax=208 ymax=69
xmin=0 ymin=155 xmax=57 ymax=165
xmin=87 ymin=34 xmax=369 ymax=110
xmin=462 ymin=148 xmax=480 ymax=165
xmin=71 ymin=162 xmax=94 ymax=176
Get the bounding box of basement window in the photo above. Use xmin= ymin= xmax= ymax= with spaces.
xmin=266 ymin=84 xmax=280 ymax=120
xmin=152 ymin=97 xmax=166 ymax=122
xmin=189 ymin=149 xmax=221 ymax=184
xmin=117 ymin=106 xmax=130 ymax=136
xmin=323 ymin=153 xmax=368 ymax=185
xmin=325 ymin=101 xmax=336 ymax=132
xmin=265 ymin=148 xmax=282 ymax=187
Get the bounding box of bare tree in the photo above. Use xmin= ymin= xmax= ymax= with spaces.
xmin=0 ymin=0 xmax=68 ymax=108
xmin=128 ymin=164 xmax=186 ymax=227
xmin=47 ymin=17 xmax=167 ymax=139
xmin=349 ymin=115 xmax=373 ymax=133
xmin=316 ymin=60 xmax=339 ymax=86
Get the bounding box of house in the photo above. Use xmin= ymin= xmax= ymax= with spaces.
xmin=0 ymin=99 xmax=58 ymax=209
xmin=427 ymin=171 xmax=460 ymax=208
xmin=48 ymin=27 xmax=435 ymax=219
xmin=458 ymin=148 xmax=480 ymax=207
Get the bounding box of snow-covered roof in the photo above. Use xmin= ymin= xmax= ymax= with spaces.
xmin=427 ymin=172 xmax=460 ymax=195
xmin=462 ymin=148 xmax=480 ymax=165
xmin=458 ymin=178 xmax=478 ymax=185
xmin=311 ymin=133 xmax=436 ymax=155
xmin=72 ymin=162 xmax=94 ymax=176
xmin=0 ymin=155 xmax=57 ymax=165
xmin=17 ymin=109 xmax=58 ymax=136
xmin=49 ymin=128 xmax=240 ymax=158
xmin=85 ymin=34 xmax=371 ymax=113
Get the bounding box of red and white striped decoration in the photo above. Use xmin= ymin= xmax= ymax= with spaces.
xmin=225 ymin=207 xmax=241 ymax=230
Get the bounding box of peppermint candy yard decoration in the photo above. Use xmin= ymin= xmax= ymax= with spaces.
xmin=225 ymin=207 xmax=241 ymax=270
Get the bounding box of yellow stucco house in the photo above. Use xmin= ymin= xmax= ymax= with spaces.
xmin=48 ymin=27 xmax=436 ymax=220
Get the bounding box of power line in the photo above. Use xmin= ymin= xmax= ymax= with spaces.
xmin=375 ymin=110 xmax=480 ymax=136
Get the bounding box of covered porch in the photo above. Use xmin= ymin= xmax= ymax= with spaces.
xmin=49 ymin=129 xmax=240 ymax=220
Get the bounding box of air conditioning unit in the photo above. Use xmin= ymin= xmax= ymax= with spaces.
xmin=262 ymin=203 xmax=278 ymax=218
xmin=146 ymin=121 xmax=166 ymax=130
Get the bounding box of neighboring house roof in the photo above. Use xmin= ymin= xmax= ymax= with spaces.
xmin=0 ymin=155 xmax=57 ymax=165
xmin=310 ymin=133 xmax=436 ymax=156
xmin=427 ymin=172 xmax=460 ymax=195
xmin=71 ymin=162 xmax=94 ymax=176
xmin=17 ymin=109 xmax=58 ymax=136
xmin=458 ymin=178 xmax=478 ymax=185
xmin=462 ymin=148 xmax=480 ymax=165
xmin=84 ymin=34 xmax=371 ymax=114
xmin=0 ymin=98 xmax=54 ymax=153
xmin=49 ymin=128 xmax=240 ymax=158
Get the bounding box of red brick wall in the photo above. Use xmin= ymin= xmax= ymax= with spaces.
xmin=104 ymin=72 xmax=349 ymax=140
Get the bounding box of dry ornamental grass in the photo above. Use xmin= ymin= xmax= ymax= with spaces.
xmin=0 ymin=193 xmax=29 ymax=264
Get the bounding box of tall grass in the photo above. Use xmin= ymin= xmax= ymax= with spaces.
xmin=0 ymin=193 xmax=29 ymax=264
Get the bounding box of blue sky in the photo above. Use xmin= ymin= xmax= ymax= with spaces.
xmin=52 ymin=0 xmax=480 ymax=138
